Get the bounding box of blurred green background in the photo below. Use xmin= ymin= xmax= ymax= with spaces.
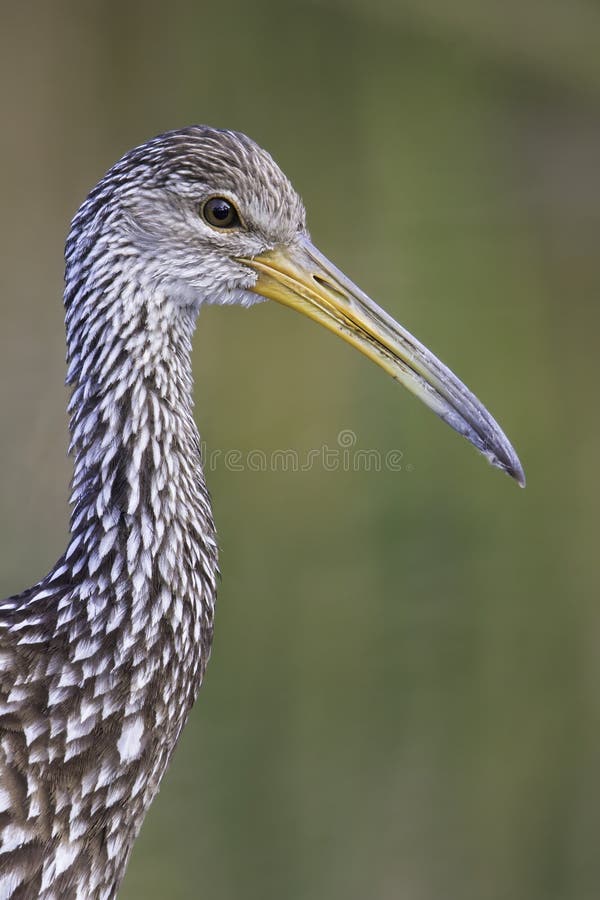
xmin=1 ymin=1 xmax=599 ymax=898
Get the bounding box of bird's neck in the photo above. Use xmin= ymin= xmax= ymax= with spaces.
xmin=62 ymin=264 xmax=218 ymax=656
xmin=0 ymin=269 xmax=221 ymax=891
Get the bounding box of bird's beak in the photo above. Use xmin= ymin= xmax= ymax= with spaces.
xmin=238 ymin=236 xmax=525 ymax=486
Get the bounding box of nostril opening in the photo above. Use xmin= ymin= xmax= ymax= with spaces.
xmin=313 ymin=275 xmax=346 ymax=302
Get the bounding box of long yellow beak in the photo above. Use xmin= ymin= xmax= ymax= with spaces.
xmin=239 ymin=237 xmax=525 ymax=486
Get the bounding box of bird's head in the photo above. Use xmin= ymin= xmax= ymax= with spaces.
xmin=71 ymin=125 xmax=524 ymax=486
xmin=90 ymin=127 xmax=306 ymax=307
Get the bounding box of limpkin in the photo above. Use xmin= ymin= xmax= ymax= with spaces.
xmin=0 ymin=127 xmax=524 ymax=898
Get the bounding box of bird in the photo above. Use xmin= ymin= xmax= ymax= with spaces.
xmin=0 ymin=126 xmax=524 ymax=899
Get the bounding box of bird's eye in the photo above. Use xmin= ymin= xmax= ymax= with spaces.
xmin=202 ymin=197 xmax=240 ymax=229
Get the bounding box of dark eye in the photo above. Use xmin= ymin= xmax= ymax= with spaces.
xmin=202 ymin=197 xmax=240 ymax=229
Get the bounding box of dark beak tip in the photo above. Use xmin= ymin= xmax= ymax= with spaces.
xmin=507 ymin=457 xmax=526 ymax=488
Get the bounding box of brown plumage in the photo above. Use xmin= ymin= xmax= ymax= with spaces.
xmin=0 ymin=126 xmax=523 ymax=899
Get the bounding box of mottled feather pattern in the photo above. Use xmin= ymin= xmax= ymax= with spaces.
xmin=0 ymin=122 xmax=523 ymax=898
xmin=0 ymin=128 xmax=307 ymax=897
xmin=0 ymin=282 xmax=218 ymax=895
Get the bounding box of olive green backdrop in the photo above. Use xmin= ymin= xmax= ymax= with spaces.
xmin=1 ymin=2 xmax=599 ymax=898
